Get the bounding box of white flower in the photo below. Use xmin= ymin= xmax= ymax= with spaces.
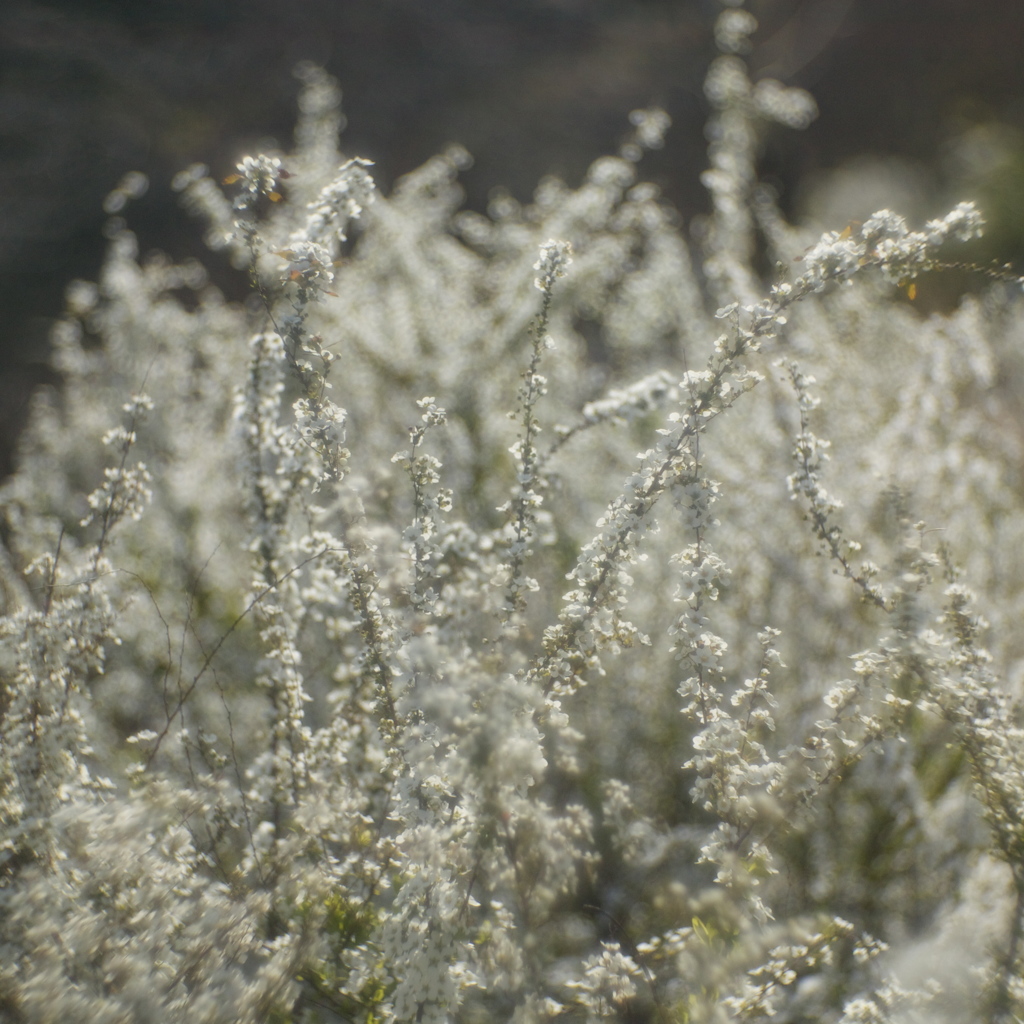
xmin=715 ymin=8 xmax=758 ymax=54
xmin=533 ymin=239 xmax=573 ymax=291
xmin=228 ymin=153 xmax=285 ymax=206
xmin=276 ymin=240 xmax=335 ymax=291
xmin=302 ymin=157 xmax=376 ymax=243
xmin=752 ymin=78 xmax=818 ymax=129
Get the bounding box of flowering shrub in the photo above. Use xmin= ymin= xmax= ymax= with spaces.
xmin=3 ymin=4 xmax=1024 ymax=1023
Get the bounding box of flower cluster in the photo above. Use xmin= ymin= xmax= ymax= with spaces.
xmin=300 ymin=157 xmax=376 ymax=244
xmin=3 ymin=1 xmax=1024 ymax=1022
xmin=228 ymin=154 xmax=286 ymax=209
xmin=796 ymin=201 xmax=985 ymax=293
xmin=532 ymin=238 xmax=573 ymax=292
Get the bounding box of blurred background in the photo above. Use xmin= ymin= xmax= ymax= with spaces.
xmin=2 ymin=0 xmax=1024 ymax=473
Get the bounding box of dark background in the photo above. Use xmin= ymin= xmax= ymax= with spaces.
xmin=2 ymin=0 xmax=1024 ymax=472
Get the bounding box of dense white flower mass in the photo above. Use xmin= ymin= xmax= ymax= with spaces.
xmin=533 ymin=238 xmax=574 ymax=292
xmin=2 ymin=1 xmax=1024 ymax=1022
